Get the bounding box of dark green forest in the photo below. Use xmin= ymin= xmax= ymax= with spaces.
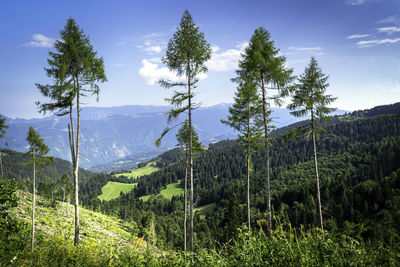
xmin=2 ymin=103 xmax=400 ymax=265
xmin=65 ymin=103 xmax=400 ymax=251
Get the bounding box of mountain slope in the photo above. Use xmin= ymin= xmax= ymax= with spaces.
xmin=85 ymin=102 xmax=400 ymax=248
xmin=0 ymin=104 xmax=347 ymax=169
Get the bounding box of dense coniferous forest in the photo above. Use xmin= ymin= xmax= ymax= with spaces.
xmin=69 ymin=103 xmax=400 ymax=252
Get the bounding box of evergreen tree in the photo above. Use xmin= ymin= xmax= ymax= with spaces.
xmin=157 ymin=10 xmax=211 ymax=255
xmin=25 ymin=126 xmax=52 ymax=251
xmin=239 ymin=27 xmax=293 ymax=231
xmin=222 ymin=76 xmax=262 ymax=231
xmin=176 ymin=120 xmax=203 ymax=253
xmin=287 ymin=57 xmax=337 ymax=231
xmin=0 ymin=115 xmax=8 ymax=177
xmin=36 ymin=18 xmax=106 ymax=245
xmin=59 ymin=173 xmax=72 ymax=207
xmin=224 ymin=194 xmax=241 ymax=241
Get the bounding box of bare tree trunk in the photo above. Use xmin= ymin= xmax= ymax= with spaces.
xmin=261 ymin=78 xmax=272 ymax=232
xmin=188 ymin=68 xmax=194 ymax=259
xmin=74 ymin=87 xmax=81 ymax=246
xmin=312 ymin=112 xmax=323 ymax=231
xmin=247 ymin=102 xmax=251 ymax=232
xmin=184 ymin=145 xmax=188 ymax=255
xmin=31 ymin=149 xmax=35 ymax=252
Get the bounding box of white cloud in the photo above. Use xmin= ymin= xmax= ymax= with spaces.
xmin=377 ymin=26 xmax=400 ymax=34
xmin=143 ymin=46 xmax=162 ymax=54
xmin=377 ymin=16 xmax=400 ymax=25
xmin=347 ymin=34 xmax=370 ymax=39
xmin=357 ymin=38 xmax=400 ymax=47
xmin=207 ymin=42 xmax=248 ymax=72
xmin=346 ymin=0 xmax=366 ymax=5
xmin=288 ymin=46 xmax=322 ymax=51
xmin=142 ymin=32 xmax=164 ymax=39
xmin=148 ymin=57 xmax=162 ymax=63
xmin=24 ymin=34 xmax=55 ymax=48
xmin=139 ymin=59 xmax=209 ymax=85
xmin=139 ymin=59 xmax=180 ymax=85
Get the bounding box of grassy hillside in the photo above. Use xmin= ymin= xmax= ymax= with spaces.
xmin=10 ymin=191 xmax=140 ymax=249
xmin=98 ymin=181 xmax=137 ymax=201
xmin=140 ymin=180 xmax=184 ymax=202
xmin=114 ymin=161 xmax=159 ymax=179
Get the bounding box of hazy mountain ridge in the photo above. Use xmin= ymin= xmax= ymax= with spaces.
xmin=0 ymin=104 xmax=347 ymax=169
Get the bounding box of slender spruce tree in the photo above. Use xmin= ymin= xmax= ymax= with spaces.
xmin=222 ymin=76 xmax=262 ymax=231
xmin=176 ymin=120 xmax=203 ymax=253
xmin=157 ymin=10 xmax=211 ymax=254
xmin=287 ymin=57 xmax=337 ymax=231
xmin=26 ymin=126 xmax=52 ymax=251
xmin=239 ymin=27 xmax=293 ymax=231
xmin=0 ymin=115 xmax=8 ymax=177
xmin=36 ymin=18 xmax=106 ymax=245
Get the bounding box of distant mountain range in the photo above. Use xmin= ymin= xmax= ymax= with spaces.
xmin=0 ymin=104 xmax=347 ymax=169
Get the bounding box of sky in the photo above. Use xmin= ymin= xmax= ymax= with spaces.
xmin=0 ymin=0 xmax=399 ymax=118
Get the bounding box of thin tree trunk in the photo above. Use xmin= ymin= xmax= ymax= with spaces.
xmin=31 ymin=149 xmax=35 ymax=252
xmin=0 ymin=153 xmax=3 ymax=177
xmin=184 ymin=145 xmax=188 ymax=261
xmin=247 ymin=102 xmax=251 ymax=232
xmin=188 ymin=67 xmax=194 ymax=258
xmin=312 ymin=112 xmax=323 ymax=231
xmin=74 ymin=85 xmax=81 ymax=246
xmin=261 ymin=78 xmax=272 ymax=232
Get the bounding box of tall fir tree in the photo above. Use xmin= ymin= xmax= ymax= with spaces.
xmin=222 ymin=76 xmax=263 ymax=231
xmin=36 ymin=18 xmax=106 ymax=245
xmin=25 ymin=126 xmax=52 ymax=251
xmin=0 ymin=115 xmax=8 ymax=177
xmin=157 ymin=10 xmax=211 ymax=255
xmin=239 ymin=27 xmax=293 ymax=231
xmin=287 ymin=57 xmax=337 ymax=231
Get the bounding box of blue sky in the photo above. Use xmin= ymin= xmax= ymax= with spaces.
xmin=1 ymin=0 xmax=399 ymax=118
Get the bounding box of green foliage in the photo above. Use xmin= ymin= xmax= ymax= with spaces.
xmin=222 ymin=76 xmax=263 ymax=150
xmin=162 ymin=10 xmax=211 ymax=80
xmin=0 ymin=177 xmax=18 ymax=225
xmin=286 ymin=57 xmax=337 ymax=139
xmin=176 ymin=120 xmax=203 ymax=153
xmin=98 ymin=181 xmax=137 ymax=201
xmin=36 ymin=18 xmax=106 ymax=116
xmin=156 ymin=9 xmax=211 ymax=146
xmin=0 ymin=115 xmax=7 ymax=139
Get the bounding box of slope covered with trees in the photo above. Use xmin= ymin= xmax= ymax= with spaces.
xmin=82 ymin=103 xmax=400 ymax=251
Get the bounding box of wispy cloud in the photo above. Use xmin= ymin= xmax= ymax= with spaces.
xmin=288 ymin=46 xmax=322 ymax=52
xmin=377 ymin=16 xmax=400 ymax=25
xmin=346 ymin=0 xmax=366 ymax=5
xmin=286 ymin=46 xmax=324 ymax=56
xmin=23 ymin=34 xmax=55 ymax=48
xmin=377 ymin=26 xmax=400 ymax=34
xmin=357 ymin=38 xmax=400 ymax=47
xmin=142 ymin=32 xmax=164 ymax=39
xmin=138 ymin=32 xmax=167 ymax=54
xmin=207 ymin=42 xmax=248 ymax=72
xmin=347 ymin=34 xmax=370 ymax=39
